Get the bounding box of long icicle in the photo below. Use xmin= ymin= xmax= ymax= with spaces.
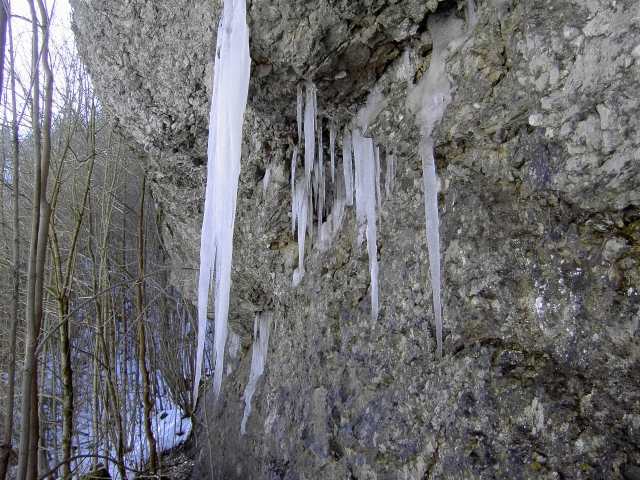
xmin=194 ymin=0 xmax=251 ymax=405
xmin=413 ymin=12 xmax=466 ymax=358
xmin=352 ymin=129 xmax=379 ymax=320
xmin=290 ymin=146 xmax=299 ymax=235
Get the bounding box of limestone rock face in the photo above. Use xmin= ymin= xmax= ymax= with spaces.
xmin=72 ymin=0 xmax=640 ymax=478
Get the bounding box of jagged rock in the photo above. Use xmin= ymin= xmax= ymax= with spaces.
xmin=71 ymin=0 xmax=640 ymax=478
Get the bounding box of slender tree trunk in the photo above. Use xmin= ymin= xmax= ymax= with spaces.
xmin=16 ymin=2 xmax=43 ymax=476
xmin=0 ymin=13 xmax=20 ymax=480
xmin=57 ymin=297 xmax=73 ymax=480
xmin=37 ymin=332 xmax=50 ymax=477
xmin=91 ymin=340 xmax=100 ymax=470
xmin=135 ymin=176 xmax=159 ymax=474
xmin=0 ymin=1 xmax=8 ymax=102
xmin=88 ymin=196 xmax=101 ymax=471
xmin=49 ymin=129 xmax=95 ymax=480
xmin=17 ymin=1 xmax=54 ymax=477
xmin=28 ymin=200 xmax=51 ymax=480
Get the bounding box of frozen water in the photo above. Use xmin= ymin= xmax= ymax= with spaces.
xmin=408 ymin=11 xmax=466 ymax=358
xmin=330 ymin=123 xmax=336 ymax=183
xmin=352 ymin=129 xmax=380 ymax=320
xmin=241 ymin=313 xmax=272 ymax=435
xmin=384 ymin=153 xmax=396 ymax=199
xmin=195 ymin=0 xmax=251 ymax=403
xmin=290 ymin=147 xmax=299 ymax=234
xmin=292 ymin=178 xmax=309 ymax=287
xmin=297 ymin=83 xmax=303 ymax=145
xmin=343 ymin=131 xmax=354 ymax=206
xmin=304 ymin=82 xmax=317 ymax=188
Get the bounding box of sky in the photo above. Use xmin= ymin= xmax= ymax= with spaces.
xmin=12 ymin=0 xmax=73 ymax=48
xmin=8 ymin=0 xmax=76 ymax=128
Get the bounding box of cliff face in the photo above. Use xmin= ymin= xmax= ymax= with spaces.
xmin=72 ymin=0 xmax=640 ymax=478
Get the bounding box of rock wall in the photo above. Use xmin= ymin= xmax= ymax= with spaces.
xmin=72 ymin=0 xmax=640 ymax=478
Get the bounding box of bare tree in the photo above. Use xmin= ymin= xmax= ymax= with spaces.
xmin=48 ymin=134 xmax=94 ymax=480
xmin=16 ymin=0 xmax=54 ymax=478
xmin=0 ymin=7 xmax=21 ymax=480
xmin=135 ymin=175 xmax=160 ymax=475
xmin=0 ymin=0 xmax=8 ymax=102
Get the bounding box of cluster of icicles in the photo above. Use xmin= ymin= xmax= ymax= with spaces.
xmin=290 ymin=82 xmax=398 ymax=324
xmin=193 ymin=0 xmax=464 ymax=422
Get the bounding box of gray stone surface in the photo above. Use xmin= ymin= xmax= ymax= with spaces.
xmin=72 ymin=0 xmax=640 ymax=478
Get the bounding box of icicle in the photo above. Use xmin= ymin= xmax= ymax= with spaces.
xmin=330 ymin=123 xmax=336 ymax=183
xmin=407 ymin=12 xmax=466 ymax=358
xmin=343 ymin=131 xmax=354 ymax=206
xmin=374 ymin=144 xmax=382 ymax=212
xmin=306 ymin=185 xmax=314 ymax=246
xmin=296 ymin=84 xmax=303 ymax=145
xmin=352 ymin=132 xmax=365 ymax=240
xmin=318 ymin=160 xmax=346 ymax=252
xmin=304 ymin=82 xmax=316 ymax=188
xmin=194 ymin=0 xmax=251 ymax=404
xmin=467 ymin=0 xmax=478 ymax=29
xmin=290 ymin=147 xmax=299 ymax=235
xmin=292 ymin=178 xmax=309 ymax=287
xmin=384 ymin=153 xmax=396 ymax=199
xmin=317 ymin=116 xmax=325 ymax=233
xmin=352 ymin=129 xmax=379 ymax=320
xmin=332 ymin=169 xmax=346 ymax=233
xmin=421 ymin=139 xmax=443 ymax=358
xmin=262 ymin=167 xmax=271 ymax=193
xmin=240 ymin=312 xmax=272 ymax=435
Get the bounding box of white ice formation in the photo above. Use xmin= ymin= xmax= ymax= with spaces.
xmin=407 ymin=6 xmax=472 ymax=357
xmin=194 ymin=0 xmax=251 ymax=405
xmin=240 ymin=312 xmax=272 ymax=435
xmin=289 ymin=82 xmax=387 ymax=320
xmin=352 ymin=129 xmax=380 ymax=320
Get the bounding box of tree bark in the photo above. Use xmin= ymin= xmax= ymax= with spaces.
xmin=0 ymin=12 xmax=21 ymax=480
xmin=17 ymin=1 xmax=54 ymax=477
xmin=135 ymin=175 xmax=159 ymax=475
xmin=0 ymin=1 xmax=8 ymax=102
xmin=16 ymin=2 xmax=43 ymax=476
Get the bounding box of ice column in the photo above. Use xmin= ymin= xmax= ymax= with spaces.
xmin=194 ymin=0 xmax=251 ymax=404
xmin=352 ymin=129 xmax=380 ymax=320
xmin=408 ymin=11 xmax=466 ymax=358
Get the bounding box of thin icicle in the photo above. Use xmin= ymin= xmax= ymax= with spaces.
xmin=304 ymin=82 xmax=316 ymax=188
xmin=240 ymin=312 xmax=272 ymax=435
xmin=422 ymin=139 xmax=442 ymax=358
xmin=332 ymin=168 xmax=346 ymax=234
xmin=262 ymin=167 xmax=271 ymax=193
xmin=329 ymin=123 xmax=336 ymax=183
xmin=317 ymin=116 xmax=325 ymax=232
xmin=467 ymin=0 xmax=478 ymax=29
xmin=290 ymin=147 xmax=299 ymax=235
xmin=384 ymin=153 xmax=396 ymax=199
xmin=296 ymin=84 xmax=303 ymax=145
xmin=352 ymin=129 xmax=379 ymax=320
xmin=292 ymin=178 xmax=309 ymax=287
xmin=407 ymin=12 xmax=466 ymax=358
xmin=374 ymin=144 xmax=382 ymax=212
xmin=194 ymin=0 xmax=251 ymax=404
xmin=318 ymin=157 xmax=347 ymax=251
xmin=352 ymin=133 xmax=365 ymax=241
xmin=343 ymin=131 xmax=354 ymax=206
